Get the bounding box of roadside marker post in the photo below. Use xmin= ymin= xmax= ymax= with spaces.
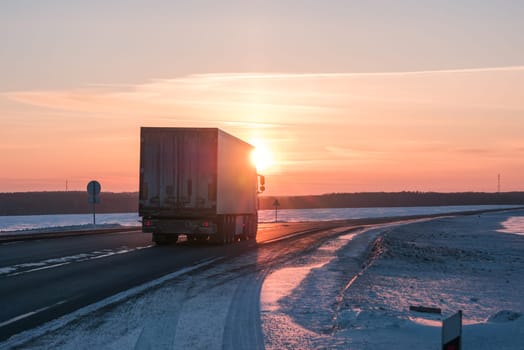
xmin=87 ymin=180 xmax=101 ymax=225
xmin=442 ymin=310 xmax=462 ymax=350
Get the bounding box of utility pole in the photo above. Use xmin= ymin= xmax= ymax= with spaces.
xmin=498 ymin=173 xmax=501 ymax=193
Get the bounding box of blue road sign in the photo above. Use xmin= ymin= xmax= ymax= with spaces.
xmin=87 ymin=180 xmax=101 ymax=196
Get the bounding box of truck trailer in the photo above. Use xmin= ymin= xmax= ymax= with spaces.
xmin=139 ymin=127 xmax=265 ymax=245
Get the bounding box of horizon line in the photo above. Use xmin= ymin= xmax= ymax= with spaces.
xmin=2 ymin=190 xmax=524 ymax=195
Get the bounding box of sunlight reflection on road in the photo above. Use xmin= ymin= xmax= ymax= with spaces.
xmin=498 ymin=216 xmax=524 ymax=235
xmin=260 ymin=231 xmax=358 ymax=313
xmin=260 ymin=264 xmax=327 ymax=313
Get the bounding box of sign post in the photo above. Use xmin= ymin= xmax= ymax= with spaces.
xmin=273 ymin=199 xmax=280 ymax=223
xmin=87 ymin=180 xmax=101 ymax=225
xmin=442 ymin=310 xmax=462 ymax=350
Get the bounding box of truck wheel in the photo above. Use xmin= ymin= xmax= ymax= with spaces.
xmin=225 ymin=215 xmax=235 ymax=244
xmin=229 ymin=229 xmax=236 ymax=244
xmin=153 ymin=233 xmax=168 ymax=245
xmin=227 ymin=218 xmax=233 ymax=243
xmin=248 ymin=214 xmax=258 ymax=241
xmin=240 ymin=215 xmax=250 ymax=241
xmin=228 ymin=216 xmax=236 ymax=244
xmin=244 ymin=217 xmax=251 ymax=241
xmin=215 ymin=217 xmax=227 ymax=245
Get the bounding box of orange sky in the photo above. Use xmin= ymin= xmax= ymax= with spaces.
xmin=2 ymin=1 xmax=524 ymax=195
xmin=1 ymin=67 xmax=523 ymax=195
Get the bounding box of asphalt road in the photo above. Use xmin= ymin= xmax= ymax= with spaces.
xmin=0 ymin=221 xmax=344 ymax=342
xmin=1 ymin=208 xmax=514 ymax=344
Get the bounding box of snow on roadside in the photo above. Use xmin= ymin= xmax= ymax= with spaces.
xmin=261 ymin=225 xmax=394 ymax=349
xmin=261 ymin=210 xmax=524 ymax=349
xmin=0 ymin=224 xmax=123 ymax=236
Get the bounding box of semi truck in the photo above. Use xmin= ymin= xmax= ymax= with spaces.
xmin=139 ymin=127 xmax=265 ymax=245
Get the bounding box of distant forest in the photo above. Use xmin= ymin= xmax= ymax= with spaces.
xmin=1 ymin=191 xmax=524 ymax=216
xmin=0 ymin=192 xmax=137 ymax=216
xmin=259 ymin=192 xmax=524 ymax=210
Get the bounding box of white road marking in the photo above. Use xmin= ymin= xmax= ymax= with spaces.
xmin=0 ymin=299 xmax=69 ymax=328
xmin=7 ymin=262 xmax=71 ymax=277
xmin=1 ymin=245 xmax=154 ymax=278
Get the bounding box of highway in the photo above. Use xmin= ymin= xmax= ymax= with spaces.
xmin=0 ymin=209 xmax=514 ymax=346
xmin=0 ymin=221 xmax=351 ymax=342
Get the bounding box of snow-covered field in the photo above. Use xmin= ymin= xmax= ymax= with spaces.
xmin=0 ymin=213 xmax=140 ymax=233
xmin=2 ymin=209 xmax=523 ymax=349
xmin=262 ymin=209 xmax=524 ymax=349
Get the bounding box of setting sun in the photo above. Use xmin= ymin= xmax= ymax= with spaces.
xmin=250 ymin=142 xmax=274 ymax=173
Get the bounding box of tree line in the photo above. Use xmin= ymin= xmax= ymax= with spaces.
xmin=0 ymin=192 xmax=137 ymax=216
xmin=1 ymin=191 xmax=523 ymax=216
xmin=258 ymin=191 xmax=524 ymax=210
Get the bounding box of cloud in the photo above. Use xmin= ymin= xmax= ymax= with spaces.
xmin=325 ymin=146 xmax=384 ymax=159
xmin=222 ymin=121 xmax=285 ymax=129
xmin=3 ymin=66 xmax=524 ymax=193
xmin=453 ymin=148 xmax=492 ymax=155
xmin=3 ymin=65 xmax=524 ymax=127
xmin=181 ymin=65 xmax=524 ymax=80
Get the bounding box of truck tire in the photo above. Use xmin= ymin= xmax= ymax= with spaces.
xmin=229 ymin=226 xmax=235 ymax=243
xmin=229 ymin=216 xmax=237 ymax=243
xmin=240 ymin=215 xmax=250 ymax=241
xmin=214 ymin=216 xmax=227 ymax=245
xmin=153 ymin=233 xmax=167 ymax=245
xmin=248 ymin=214 xmax=258 ymax=241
